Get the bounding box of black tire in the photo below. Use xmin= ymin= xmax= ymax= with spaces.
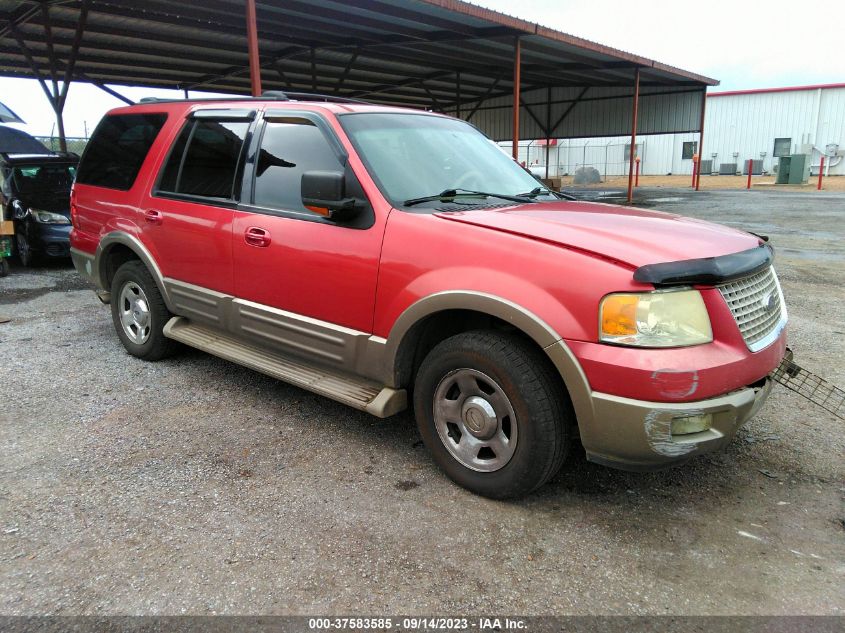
xmin=16 ymin=232 xmax=34 ymax=267
xmin=110 ymin=260 xmax=175 ymax=361
xmin=0 ymin=258 xmax=9 ymax=277
xmin=413 ymin=330 xmax=571 ymax=499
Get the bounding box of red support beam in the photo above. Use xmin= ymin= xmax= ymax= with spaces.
xmin=512 ymin=37 xmax=521 ymax=160
xmin=626 ymin=67 xmax=640 ymax=204
xmin=545 ymin=86 xmax=551 ymax=180
xmin=696 ymin=89 xmax=707 ymax=191
xmin=746 ymin=159 xmax=753 ymax=189
xmin=818 ymin=156 xmax=825 ymax=190
xmin=245 ymin=0 xmax=262 ymax=96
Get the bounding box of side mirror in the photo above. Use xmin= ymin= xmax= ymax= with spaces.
xmin=12 ymin=200 xmax=27 ymax=220
xmin=301 ymin=170 xmax=359 ymax=220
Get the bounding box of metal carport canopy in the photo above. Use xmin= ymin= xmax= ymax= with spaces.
xmin=0 ymin=0 xmax=717 ymax=200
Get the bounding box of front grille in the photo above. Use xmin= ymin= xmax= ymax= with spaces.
xmin=718 ymin=266 xmax=787 ymax=352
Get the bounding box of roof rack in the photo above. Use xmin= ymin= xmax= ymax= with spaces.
xmin=261 ymin=90 xmax=371 ymax=105
xmin=133 ymin=91 xmax=373 ymax=106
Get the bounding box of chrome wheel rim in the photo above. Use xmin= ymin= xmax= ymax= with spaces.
xmin=118 ymin=281 xmax=152 ymax=345
xmin=433 ymin=368 xmax=518 ymax=472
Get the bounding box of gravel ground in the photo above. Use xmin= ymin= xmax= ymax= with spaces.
xmin=0 ymin=188 xmax=843 ymax=616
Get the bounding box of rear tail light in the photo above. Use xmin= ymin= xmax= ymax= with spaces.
xmin=70 ymin=188 xmax=78 ymax=229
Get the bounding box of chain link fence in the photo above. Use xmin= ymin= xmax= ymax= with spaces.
xmin=521 ymin=141 xmax=647 ymax=182
xmin=34 ymin=136 xmax=89 ymax=155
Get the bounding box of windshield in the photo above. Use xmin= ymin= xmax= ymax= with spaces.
xmin=339 ymin=113 xmax=554 ymax=208
xmin=12 ymin=164 xmax=76 ymax=195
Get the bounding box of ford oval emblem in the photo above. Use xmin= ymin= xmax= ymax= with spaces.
xmin=761 ymin=292 xmax=777 ymax=313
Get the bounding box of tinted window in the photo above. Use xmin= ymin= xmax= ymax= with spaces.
xmin=157 ymin=119 xmax=249 ymax=200
xmin=76 ymin=114 xmax=166 ymax=190
xmin=253 ymin=118 xmax=342 ymax=212
xmin=682 ymin=141 xmax=698 ymax=160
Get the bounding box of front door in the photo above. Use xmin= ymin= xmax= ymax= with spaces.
xmin=231 ymin=112 xmax=385 ymax=366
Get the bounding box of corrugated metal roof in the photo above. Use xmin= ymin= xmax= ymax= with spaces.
xmin=0 ymin=0 xmax=717 ymax=139
xmin=709 ymin=83 xmax=845 ymax=98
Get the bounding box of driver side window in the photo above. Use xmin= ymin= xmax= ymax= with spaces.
xmin=252 ymin=118 xmax=344 ymax=214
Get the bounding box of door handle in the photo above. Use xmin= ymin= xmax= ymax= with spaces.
xmin=144 ymin=209 xmax=163 ymax=224
xmin=244 ymin=226 xmax=271 ymax=247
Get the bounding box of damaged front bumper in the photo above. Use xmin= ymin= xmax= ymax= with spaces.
xmin=583 ymin=376 xmax=774 ymax=471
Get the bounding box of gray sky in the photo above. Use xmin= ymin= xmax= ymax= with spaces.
xmin=1 ymin=0 xmax=842 ymax=137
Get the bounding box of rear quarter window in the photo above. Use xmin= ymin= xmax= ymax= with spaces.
xmin=76 ymin=113 xmax=167 ymax=190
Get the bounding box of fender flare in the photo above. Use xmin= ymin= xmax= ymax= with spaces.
xmin=380 ymin=291 xmax=595 ymax=428
xmin=95 ymin=231 xmax=175 ymax=312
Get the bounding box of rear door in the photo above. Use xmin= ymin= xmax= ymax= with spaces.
xmin=141 ymin=109 xmax=255 ymax=298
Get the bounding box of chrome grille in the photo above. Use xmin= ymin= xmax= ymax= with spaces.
xmin=718 ymin=267 xmax=787 ymax=352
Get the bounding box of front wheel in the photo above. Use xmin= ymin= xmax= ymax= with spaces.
xmin=16 ymin=232 xmax=34 ymax=267
xmin=413 ymin=330 xmax=571 ymax=499
xmin=110 ymin=260 xmax=176 ymax=361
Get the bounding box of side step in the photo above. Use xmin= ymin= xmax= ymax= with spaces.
xmin=163 ymin=317 xmax=406 ymax=418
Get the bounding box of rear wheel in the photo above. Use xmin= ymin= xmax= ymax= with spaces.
xmin=413 ymin=330 xmax=571 ymax=499
xmin=110 ymin=260 xmax=175 ymax=361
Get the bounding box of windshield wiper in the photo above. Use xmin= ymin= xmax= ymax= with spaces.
xmin=403 ymin=188 xmax=536 ymax=207
xmin=516 ymin=186 xmax=548 ymax=198
xmin=516 ymin=186 xmax=577 ymax=201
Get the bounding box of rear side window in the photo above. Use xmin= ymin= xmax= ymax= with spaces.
xmin=157 ymin=119 xmax=249 ymax=200
xmin=76 ymin=113 xmax=167 ymax=190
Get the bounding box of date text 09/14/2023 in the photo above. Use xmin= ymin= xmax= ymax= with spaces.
xmin=308 ymin=617 xmax=527 ymax=630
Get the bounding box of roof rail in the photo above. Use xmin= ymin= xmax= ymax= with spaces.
xmin=260 ymin=90 xmax=371 ymax=105
xmin=129 ymin=92 xmax=373 ymax=106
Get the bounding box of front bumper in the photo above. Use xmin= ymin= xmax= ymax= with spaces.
xmin=584 ymin=378 xmax=773 ymax=470
xmin=542 ymin=337 xmax=785 ymax=471
xmin=30 ymin=223 xmax=72 ymax=257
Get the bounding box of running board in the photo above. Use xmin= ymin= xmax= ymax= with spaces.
xmin=163 ymin=317 xmax=406 ymax=418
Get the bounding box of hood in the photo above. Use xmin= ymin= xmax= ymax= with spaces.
xmin=434 ymin=201 xmax=760 ymax=269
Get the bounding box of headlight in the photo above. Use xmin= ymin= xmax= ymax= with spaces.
xmin=599 ymin=289 xmax=712 ymax=347
xmin=30 ymin=209 xmax=71 ymax=225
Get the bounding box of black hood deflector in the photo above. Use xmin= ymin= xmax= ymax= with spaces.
xmin=634 ymin=244 xmax=774 ymax=287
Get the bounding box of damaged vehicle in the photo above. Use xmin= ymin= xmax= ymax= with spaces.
xmin=70 ymin=94 xmax=788 ymax=498
xmin=0 ymin=127 xmax=78 ymax=266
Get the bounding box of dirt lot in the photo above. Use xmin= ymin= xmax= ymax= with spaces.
xmin=0 ymin=188 xmax=843 ymax=615
xmin=562 ymin=174 xmax=845 ymax=192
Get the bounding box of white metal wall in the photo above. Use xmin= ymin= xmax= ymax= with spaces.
xmin=521 ymin=85 xmax=845 ymax=177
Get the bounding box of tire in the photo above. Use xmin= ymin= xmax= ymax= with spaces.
xmin=0 ymin=258 xmax=9 ymax=277
xmin=413 ymin=330 xmax=571 ymax=499
xmin=110 ymin=260 xmax=175 ymax=361
xmin=16 ymin=232 xmax=34 ymax=267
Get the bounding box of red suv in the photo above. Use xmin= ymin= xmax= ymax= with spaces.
xmin=70 ymin=93 xmax=787 ymax=498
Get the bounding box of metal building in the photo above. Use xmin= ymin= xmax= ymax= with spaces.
xmin=519 ymin=83 xmax=845 ymax=178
